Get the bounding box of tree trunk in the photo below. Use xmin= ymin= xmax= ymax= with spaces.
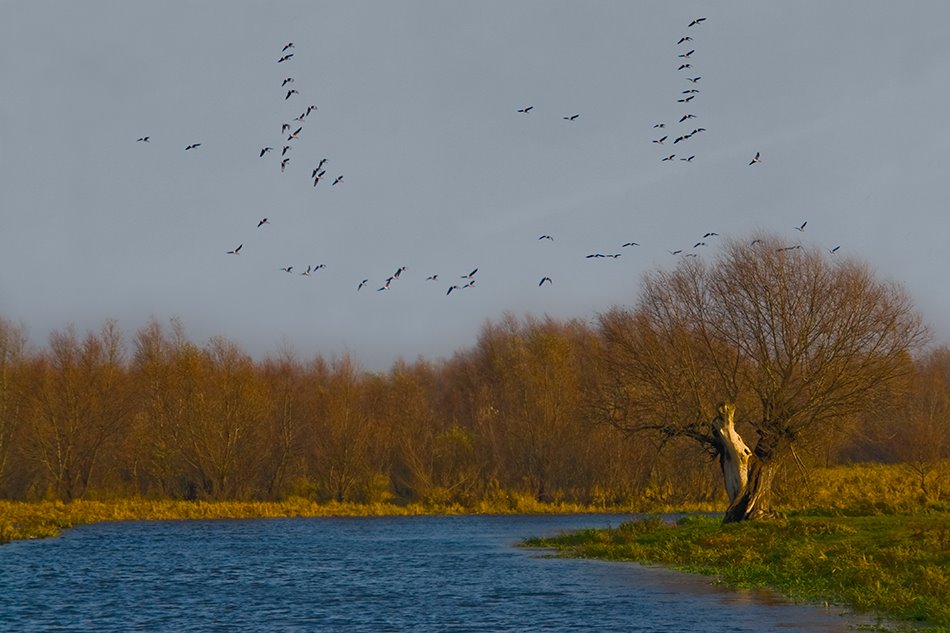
xmin=712 ymin=403 xmax=777 ymax=523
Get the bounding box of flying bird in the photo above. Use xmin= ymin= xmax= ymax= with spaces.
xmin=282 ymin=42 xmax=294 ymax=52
xmin=282 ymin=145 xmax=292 ymax=156
xmin=260 ymin=147 xmax=273 ymax=157
xmin=681 ymin=155 xmax=695 ymax=162
xmin=563 ymin=114 xmax=579 ymax=121
xmin=677 ymin=64 xmax=692 ymax=70
xmin=662 ymin=154 xmax=676 ymax=161
xmin=280 ymin=158 xmax=290 ymax=172
xmin=282 ymin=123 xmax=291 ymax=134
xmin=688 ymin=17 xmax=707 ymax=26
xmin=317 ymin=158 xmax=328 ymax=170
xmin=686 ymin=76 xmax=702 ymax=83
xmin=288 ymin=127 xmax=302 ymax=140
xmin=677 ymin=36 xmax=693 ymax=44
xmin=703 ymin=232 xmax=719 ymax=238
xmin=795 ymin=221 xmax=807 ymax=232
xmin=538 ymin=235 xmax=554 ymax=241
xmin=278 ymin=53 xmax=294 ymax=63
xmin=426 ymin=274 xmax=439 ymax=281
xmin=517 ymin=106 xmax=533 ymax=113
xmin=669 ymin=249 xmax=683 ymax=255
xmin=358 ymin=279 xmax=369 ymax=291
xmin=653 ymin=123 xmax=666 ymax=128
xmin=185 ymin=143 xmax=201 ymax=150
xmin=301 ymin=266 xmax=313 ymax=277
xmin=332 ymin=176 xmax=343 ymax=185
xmin=446 ymin=285 xmax=461 ymax=295
xmin=257 ymin=218 xmax=269 ymax=227
xmin=749 ymin=152 xmax=762 ymax=165
xmin=281 ymin=266 xmax=293 ymax=273
xmin=653 ymin=136 xmax=668 ymax=144
xmin=586 ymin=253 xmax=605 ymax=258
xmin=679 ymin=114 xmax=696 ymax=123
xmin=693 ymin=242 xmax=706 ymax=248
xmin=227 ymin=244 xmax=243 ymax=255
xmin=306 ymin=105 xmax=317 ymax=116
xmin=461 ymin=268 xmax=478 ymax=279
xmin=678 ymin=50 xmax=695 ymax=58
xmin=673 ymin=135 xmax=687 ymax=144
xmin=539 ymin=277 xmax=552 ymax=286
xmin=622 ymin=242 xmax=639 ymax=247
xmin=282 ymin=77 xmax=294 ymax=86
xmin=136 ymin=136 xmax=150 ymax=142
xmin=677 ymin=96 xmax=695 ymax=103
xmin=285 ymin=89 xmax=299 ymax=100
xmin=829 ymin=246 xmax=840 ymax=254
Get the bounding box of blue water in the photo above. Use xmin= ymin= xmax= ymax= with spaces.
xmin=0 ymin=514 xmax=877 ymax=631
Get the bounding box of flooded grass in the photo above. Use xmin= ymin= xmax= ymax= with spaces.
xmin=525 ymin=512 xmax=950 ymax=631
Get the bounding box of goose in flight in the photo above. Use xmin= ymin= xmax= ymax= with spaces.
xmin=693 ymin=242 xmax=706 ymax=248
xmin=285 ymin=89 xmax=299 ymax=100
xmin=257 ymin=218 xmax=269 ymax=227
xmin=678 ymin=50 xmax=695 ymax=59
xmin=282 ymin=123 xmax=291 ymax=134
xmin=260 ymin=147 xmax=273 ymax=157
xmin=673 ymin=135 xmax=688 ymax=144
xmin=686 ymin=76 xmax=702 ymax=83
xmin=688 ymin=17 xmax=707 ymax=26
xmin=278 ymin=53 xmax=294 ymax=63
xmin=677 ymin=36 xmax=692 ymax=44
xmin=136 ymin=136 xmax=150 ymax=142
xmin=280 ymin=158 xmax=290 ymax=172
xmin=622 ymin=242 xmax=639 ymax=247
xmin=185 ymin=143 xmax=201 ymax=150
xmin=227 ymin=244 xmax=243 ymax=255
xmin=358 ymin=279 xmax=369 ymax=291
xmin=426 ymin=274 xmax=439 ymax=281
xmin=749 ymin=152 xmax=761 ymax=165
xmin=680 ymin=155 xmax=695 ymax=162
xmin=669 ymin=249 xmax=683 ymax=255
xmin=282 ymin=42 xmax=294 ymax=52
xmin=287 ymin=127 xmax=302 ymax=140
xmin=301 ymin=266 xmax=313 ymax=277
xmin=539 ymin=277 xmax=552 ymax=286
xmin=795 ymin=221 xmax=807 ymax=232
xmin=306 ymin=105 xmax=317 ymax=116
xmin=538 ymin=235 xmax=554 ymax=241
xmin=677 ymin=95 xmax=695 ymax=103
xmin=461 ymin=268 xmax=478 ymax=279
xmin=517 ymin=106 xmax=533 ymax=113
xmin=677 ymin=64 xmax=692 ymax=71
xmin=679 ymin=114 xmax=696 ymax=123
xmin=282 ymin=145 xmax=292 ymax=156
xmin=446 ymin=285 xmax=461 ymax=295
xmin=662 ymin=154 xmax=676 ymax=161
xmin=317 ymin=158 xmax=328 ymax=170
xmin=332 ymin=176 xmax=343 ymax=185
xmin=563 ymin=114 xmax=579 ymax=121
xmin=653 ymin=123 xmax=666 ymax=128
xmin=282 ymin=77 xmax=294 ymax=86
xmin=653 ymin=136 xmax=668 ymax=144
xmin=281 ymin=266 xmax=293 ymax=273
xmin=703 ymin=232 xmax=719 ymax=238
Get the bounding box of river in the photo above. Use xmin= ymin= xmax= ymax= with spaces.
xmin=0 ymin=514 xmax=878 ymax=631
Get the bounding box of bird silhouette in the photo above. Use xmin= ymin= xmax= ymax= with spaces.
xmin=278 ymin=53 xmax=294 ymax=63
xmin=669 ymin=249 xmax=683 ymax=255
xmin=693 ymin=242 xmax=706 ymax=248
xmin=795 ymin=221 xmax=807 ymax=232
xmin=227 ymin=244 xmax=243 ymax=255
xmin=678 ymin=64 xmax=692 ymax=70
xmin=703 ymin=232 xmax=719 ymax=238
xmin=539 ymin=277 xmax=552 ymax=286
xmin=749 ymin=152 xmax=762 ymax=165
xmin=281 ymin=77 xmax=294 ymax=87
xmin=829 ymin=246 xmax=841 ymax=254
xmin=136 ymin=136 xmax=150 ymax=142
xmin=282 ymin=123 xmax=291 ymax=134
xmin=517 ymin=106 xmax=533 ymax=113
xmin=677 ymin=95 xmax=695 ymax=103
xmin=662 ymin=154 xmax=676 ymax=161
xmin=185 ymin=143 xmax=201 ymax=150
xmin=688 ymin=17 xmax=707 ymax=26
xmin=287 ymin=127 xmax=302 ymax=140
xmin=622 ymin=242 xmax=640 ymax=247
xmin=260 ymin=147 xmax=273 ymax=157
xmin=426 ymin=274 xmax=439 ymax=281
xmin=280 ymin=158 xmax=290 ymax=172
xmin=285 ymin=89 xmax=299 ymax=100
xmin=677 ymin=36 xmax=692 ymax=44
xmin=563 ymin=114 xmax=579 ymax=121
xmin=257 ymin=218 xmax=269 ymax=227
xmin=446 ymin=285 xmax=461 ymax=295
xmin=679 ymin=114 xmax=696 ymax=123
xmin=332 ymin=176 xmax=343 ymax=186
xmin=678 ymin=50 xmax=695 ymax=58
xmin=282 ymin=42 xmax=294 ymax=52
xmin=686 ymin=76 xmax=702 ymax=83
xmin=653 ymin=123 xmax=666 ymax=129
xmin=653 ymin=136 xmax=668 ymax=144
xmin=281 ymin=266 xmax=293 ymax=273
xmin=282 ymin=145 xmax=292 ymax=156
xmin=462 ymin=268 xmax=478 ymax=279
xmin=357 ymin=279 xmax=369 ymax=291
xmin=681 ymin=155 xmax=695 ymax=162
xmin=538 ymin=235 xmax=554 ymax=241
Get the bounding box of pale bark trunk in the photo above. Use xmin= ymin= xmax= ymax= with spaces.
xmin=712 ymin=402 xmax=777 ymax=523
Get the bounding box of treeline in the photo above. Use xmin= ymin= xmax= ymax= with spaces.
xmin=0 ymin=314 xmax=947 ymax=505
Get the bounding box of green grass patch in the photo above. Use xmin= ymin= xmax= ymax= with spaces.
xmin=525 ymin=512 xmax=950 ymax=631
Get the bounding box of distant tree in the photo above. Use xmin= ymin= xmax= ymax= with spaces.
xmin=28 ymin=322 xmax=132 ymax=500
xmin=0 ymin=319 xmax=28 ymax=495
xmin=594 ymin=234 xmax=927 ymax=521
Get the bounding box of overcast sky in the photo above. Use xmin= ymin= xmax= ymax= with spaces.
xmin=2 ymin=2 xmax=949 ymax=370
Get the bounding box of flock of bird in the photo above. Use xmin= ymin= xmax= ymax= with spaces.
xmin=135 ymin=18 xmax=842 ymax=301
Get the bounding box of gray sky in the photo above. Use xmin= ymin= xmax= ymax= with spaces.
xmin=3 ymin=2 xmax=949 ymax=369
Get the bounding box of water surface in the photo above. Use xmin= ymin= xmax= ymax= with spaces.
xmin=0 ymin=514 xmax=877 ymax=631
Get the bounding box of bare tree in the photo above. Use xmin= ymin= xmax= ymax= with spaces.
xmin=595 ymin=234 xmax=927 ymax=521
xmin=0 ymin=319 xmax=28 ymax=493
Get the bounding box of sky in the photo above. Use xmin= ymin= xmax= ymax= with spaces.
xmin=3 ymin=2 xmax=950 ymax=370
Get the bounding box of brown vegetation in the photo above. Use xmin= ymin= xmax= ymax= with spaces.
xmin=0 ymin=235 xmax=947 ymax=513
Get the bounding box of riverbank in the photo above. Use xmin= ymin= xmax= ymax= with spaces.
xmin=0 ymin=496 xmax=669 ymax=544
xmin=524 ymin=513 xmax=950 ymax=631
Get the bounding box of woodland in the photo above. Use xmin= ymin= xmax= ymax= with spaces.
xmin=1 ymin=236 xmax=948 ymax=516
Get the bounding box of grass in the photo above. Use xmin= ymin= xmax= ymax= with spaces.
xmin=524 ymin=512 xmax=950 ymax=631
xmin=0 ymin=495 xmax=632 ymax=544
